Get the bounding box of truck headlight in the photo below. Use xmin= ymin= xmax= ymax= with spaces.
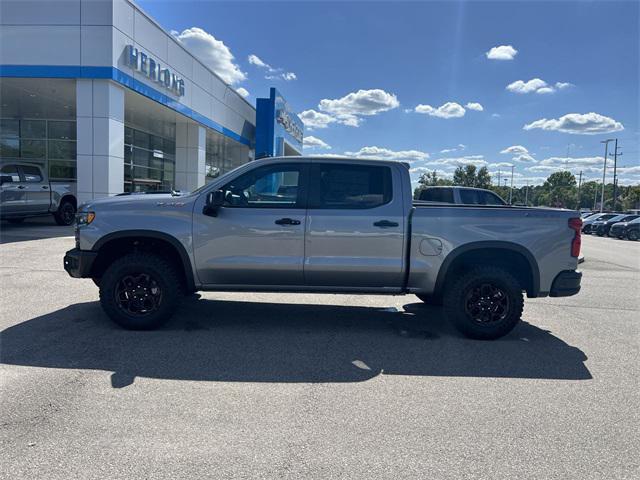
xmin=75 ymin=211 xmax=95 ymax=226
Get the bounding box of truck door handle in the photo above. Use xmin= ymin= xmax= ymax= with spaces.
xmin=373 ymin=220 xmax=399 ymax=228
xmin=275 ymin=218 xmax=301 ymax=226
xmin=42 ymin=185 xmax=49 ymax=189
xmin=17 ymin=185 xmax=26 ymax=189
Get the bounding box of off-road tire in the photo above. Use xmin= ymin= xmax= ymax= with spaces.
xmin=99 ymin=252 xmax=182 ymax=330
xmin=444 ymin=266 xmax=524 ymax=340
xmin=54 ymin=199 xmax=76 ymax=226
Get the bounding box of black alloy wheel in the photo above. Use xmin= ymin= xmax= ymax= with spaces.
xmin=54 ymin=200 xmax=76 ymax=226
xmin=114 ymin=273 xmax=163 ymax=316
xmin=463 ymin=283 xmax=510 ymax=324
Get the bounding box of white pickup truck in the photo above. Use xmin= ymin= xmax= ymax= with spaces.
xmin=64 ymin=156 xmax=583 ymax=339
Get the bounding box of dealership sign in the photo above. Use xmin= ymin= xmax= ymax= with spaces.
xmin=276 ymin=108 xmax=303 ymax=144
xmin=125 ymin=45 xmax=185 ymax=97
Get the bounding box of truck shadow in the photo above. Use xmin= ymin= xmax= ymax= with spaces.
xmin=0 ymin=298 xmax=591 ymax=387
xmin=0 ymin=218 xmax=73 ymax=244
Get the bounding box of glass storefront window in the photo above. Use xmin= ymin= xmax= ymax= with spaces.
xmin=0 ymin=78 xmax=77 ymax=181
xmin=124 ymin=125 xmax=176 ymax=192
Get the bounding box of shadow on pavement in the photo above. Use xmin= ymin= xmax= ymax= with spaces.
xmin=0 ymin=217 xmax=73 ymax=244
xmin=1 ymin=298 xmax=592 ymax=387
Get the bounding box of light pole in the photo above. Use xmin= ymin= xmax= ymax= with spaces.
xmin=600 ymin=139 xmax=614 ymax=212
xmin=508 ymin=165 xmax=514 ymax=204
xmin=577 ymin=171 xmax=582 ymax=209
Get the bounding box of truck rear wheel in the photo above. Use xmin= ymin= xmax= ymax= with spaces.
xmin=99 ymin=252 xmax=181 ymax=330
xmin=54 ymin=199 xmax=76 ymax=226
xmin=444 ymin=266 xmax=524 ymax=340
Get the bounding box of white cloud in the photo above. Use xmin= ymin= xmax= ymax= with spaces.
xmin=318 ymin=89 xmax=399 ymax=127
xmin=236 ymin=87 xmax=249 ymax=98
xmin=431 ymin=155 xmax=487 ymax=167
xmin=415 ymin=102 xmax=466 ymax=119
xmin=506 ymin=78 xmax=548 ymax=94
xmin=488 ymin=162 xmax=514 ymax=168
xmin=523 ymin=113 xmax=624 ymax=135
xmin=298 ymin=109 xmax=336 ymax=130
xmin=440 ymin=144 xmax=467 ymax=154
xmin=555 ymin=82 xmax=574 ymax=90
xmin=513 ymin=153 xmax=536 ymax=162
xmin=303 ymin=135 xmax=331 ymax=150
xmin=492 ymin=113 xmax=501 ymax=118
xmin=486 ymin=45 xmax=518 ymax=60
xmin=500 ymin=145 xmax=529 ymax=155
xmin=247 ymin=54 xmax=269 ymax=69
xmin=465 ymin=102 xmax=484 ymax=111
xmin=248 ymin=53 xmax=297 ymax=81
xmin=507 ymin=78 xmax=573 ymax=95
xmin=343 ymin=146 xmax=429 ymax=163
xmin=174 ymin=27 xmax=246 ymax=85
xmin=500 ymin=146 xmax=535 ymax=163
xmin=525 ymin=156 xmax=608 ymax=175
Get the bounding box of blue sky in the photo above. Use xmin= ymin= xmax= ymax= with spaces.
xmin=139 ymin=0 xmax=639 ymax=186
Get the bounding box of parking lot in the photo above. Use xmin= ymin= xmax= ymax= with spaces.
xmin=1 ymin=220 xmax=638 ymax=479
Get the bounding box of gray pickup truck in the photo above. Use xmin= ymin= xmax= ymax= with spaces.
xmin=1 ymin=162 xmax=77 ymax=225
xmin=64 ymin=156 xmax=582 ymax=339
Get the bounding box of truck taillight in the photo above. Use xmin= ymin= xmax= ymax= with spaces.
xmin=569 ymin=217 xmax=582 ymax=257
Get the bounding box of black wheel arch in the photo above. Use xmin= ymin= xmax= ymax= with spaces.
xmin=91 ymin=230 xmax=196 ymax=292
xmin=433 ymin=241 xmax=540 ymax=299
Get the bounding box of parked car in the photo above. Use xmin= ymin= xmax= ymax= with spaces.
xmin=416 ymin=186 xmax=507 ymax=205
xmin=611 ymin=217 xmax=640 ymax=241
xmin=582 ymin=213 xmax=620 ymax=234
xmin=64 ymin=156 xmax=582 ymax=340
xmin=593 ymin=214 xmax=639 ymax=237
xmin=596 ymin=215 xmax=640 ymax=237
xmin=580 ymin=211 xmax=596 ymax=219
xmin=0 ymin=162 xmax=77 ymax=225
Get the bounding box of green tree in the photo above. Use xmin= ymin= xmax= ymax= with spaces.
xmin=539 ymin=171 xmax=577 ymax=208
xmin=621 ymin=185 xmax=640 ymax=210
xmin=413 ymin=170 xmax=453 ymax=198
xmin=452 ymin=164 xmax=492 ymax=187
xmin=476 ymin=167 xmax=492 ymax=189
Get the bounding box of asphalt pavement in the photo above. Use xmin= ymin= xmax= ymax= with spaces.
xmin=1 ymin=222 xmax=638 ymax=479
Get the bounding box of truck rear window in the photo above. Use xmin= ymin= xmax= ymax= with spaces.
xmin=309 ymin=164 xmax=392 ymax=209
xmin=419 ymin=188 xmax=454 ymax=203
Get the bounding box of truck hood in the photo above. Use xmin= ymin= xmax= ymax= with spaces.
xmin=79 ymin=192 xmax=195 ymax=212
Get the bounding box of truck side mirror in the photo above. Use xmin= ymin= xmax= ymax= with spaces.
xmin=203 ymin=189 xmax=225 ymax=217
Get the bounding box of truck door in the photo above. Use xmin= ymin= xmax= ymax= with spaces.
xmin=304 ymin=161 xmax=406 ymax=288
xmin=193 ymin=161 xmax=309 ymax=286
xmin=19 ymin=165 xmax=51 ymax=213
xmin=0 ymin=164 xmax=27 ymax=215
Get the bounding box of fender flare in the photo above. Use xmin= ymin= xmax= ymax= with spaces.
xmin=432 ymin=241 xmax=540 ymax=298
xmin=93 ymin=230 xmax=195 ymax=291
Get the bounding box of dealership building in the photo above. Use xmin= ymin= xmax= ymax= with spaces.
xmin=0 ymin=0 xmax=304 ymax=203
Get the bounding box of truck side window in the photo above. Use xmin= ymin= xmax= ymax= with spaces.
xmin=20 ymin=165 xmax=43 ymax=183
xmin=221 ymin=164 xmax=306 ymax=208
xmin=0 ymin=165 xmax=21 ymax=182
xmin=309 ymin=164 xmax=392 ymax=209
xmin=420 ymin=188 xmax=454 ymax=203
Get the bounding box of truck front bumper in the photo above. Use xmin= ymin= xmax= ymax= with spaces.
xmin=550 ymin=270 xmax=582 ymax=297
xmin=63 ymin=248 xmax=97 ymax=278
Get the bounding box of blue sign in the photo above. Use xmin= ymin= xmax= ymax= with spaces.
xmin=255 ymin=88 xmax=304 ymax=158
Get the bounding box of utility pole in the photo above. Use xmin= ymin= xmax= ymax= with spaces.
xmin=525 ymin=179 xmax=529 ymax=205
xmin=497 ymin=170 xmax=501 ymax=187
xmin=600 ymin=139 xmax=614 ymax=212
xmin=509 ymin=165 xmax=514 ymax=204
xmin=593 ymin=180 xmax=599 ymax=211
xmin=609 ymin=140 xmax=622 ymax=211
xmin=577 ymin=171 xmax=583 ymax=209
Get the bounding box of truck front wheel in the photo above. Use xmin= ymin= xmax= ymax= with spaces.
xmin=99 ymin=252 xmax=182 ymax=330
xmin=54 ymin=199 xmax=76 ymax=226
xmin=444 ymin=266 xmax=524 ymax=340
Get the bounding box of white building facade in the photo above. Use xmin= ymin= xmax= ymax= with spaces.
xmin=0 ymin=0 xmax=262 ymax=203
